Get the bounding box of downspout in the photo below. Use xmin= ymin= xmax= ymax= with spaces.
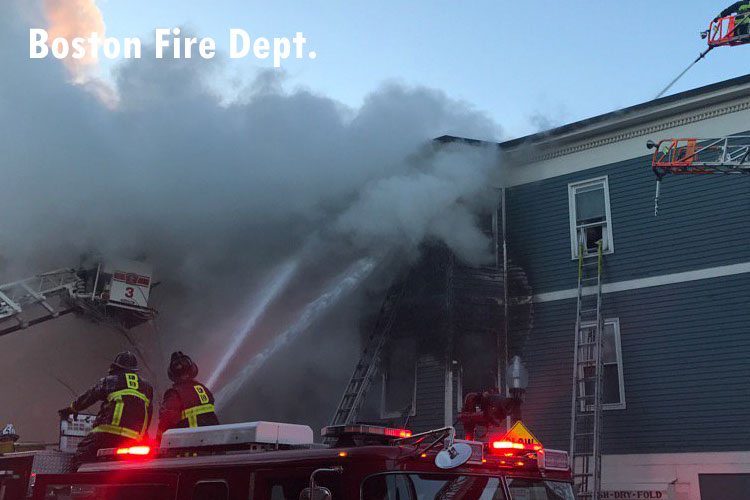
xmin=501 ymin=188 xmax=510 ymax=431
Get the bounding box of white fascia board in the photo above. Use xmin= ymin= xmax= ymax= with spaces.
xmin=498 ymin=95 xmax=750 ymax=187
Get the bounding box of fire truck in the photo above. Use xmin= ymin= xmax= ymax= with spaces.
xmin=0 ymin=410 xmax=574 ymax=500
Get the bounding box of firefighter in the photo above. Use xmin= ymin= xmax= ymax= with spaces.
xmin=58 ymin=351 xmax=153 ymax=466
xmin=157 ymin=351 xmax=218 ymax=439
xmin=715 ymin=1 xmax=750 ymax=37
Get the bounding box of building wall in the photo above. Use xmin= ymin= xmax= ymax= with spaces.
xmin=519 ymin=277 xmax=750 ymax=454
xmin=505 ymin=150 xmax=750 ymax=296
xmin=504 ymin=112 xmax=750 ymax=455
xmin=601 ymin=451 xmax=750 ymax=500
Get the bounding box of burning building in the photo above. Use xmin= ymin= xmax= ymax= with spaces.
xmin=350 ymin=74 xmax=750 ymax=500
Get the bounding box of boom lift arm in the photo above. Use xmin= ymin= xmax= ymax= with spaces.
xmin=655 ymin=14 xmax=748 ymax=99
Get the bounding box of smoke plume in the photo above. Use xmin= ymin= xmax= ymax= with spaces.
xmin=43 ymin=0 xmax=105 ymax=77
xmin=0 ymin=0 xmax=502 ymax=440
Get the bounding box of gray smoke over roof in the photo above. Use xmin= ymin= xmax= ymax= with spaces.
xmin=0 ymin=0 xmax=503 ymax=440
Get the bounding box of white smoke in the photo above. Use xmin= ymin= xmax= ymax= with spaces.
xmin=0 ymin=0 xmax=502 ymax=435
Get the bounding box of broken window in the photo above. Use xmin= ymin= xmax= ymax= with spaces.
xmin=568 ymin=178 xmax=614 ymax=258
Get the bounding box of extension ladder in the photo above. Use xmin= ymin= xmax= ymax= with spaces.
xmin=569 ymin=239 xmax=604 ymax=500
xmin=327 ymin=281 xmax=405 ymax=429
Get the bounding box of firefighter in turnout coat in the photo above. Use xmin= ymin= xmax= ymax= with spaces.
xmin=59 ymin=351 xmax=153 ymax=467
xmin=157 ymin=351 xmax=219 ymax=439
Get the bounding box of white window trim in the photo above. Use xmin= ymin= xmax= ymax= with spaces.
xmin=380 ymin=365 xmax=417 ymax=419
xmin=580 ymin=317 xmax=626 ymax=411
xmin=568 ymin=176 xmax=615 ymax=260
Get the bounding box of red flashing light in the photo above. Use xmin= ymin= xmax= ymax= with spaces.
xmin=323 ymin=424 xmax=411 ymax=440
xmin=492 ymin=441 xmax=525 ymax=450
xmin=115 ymin=445 xmax=151 ymax=456
xmin=384 ymin=428 xmax=412 ymax=438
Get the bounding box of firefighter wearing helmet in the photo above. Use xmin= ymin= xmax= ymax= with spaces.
xmin=715 ymin=1 xmax=750 ymax=36
xmin=59 ymin=351 xmax=153 ymax=467
xmin=157 ymin=352 xmax=219 ymax=439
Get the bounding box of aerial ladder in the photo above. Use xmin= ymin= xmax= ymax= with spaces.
xmin=569 ymin=239 xmax=605 ymax=500
xmin=327 ymin=281 xmax=405 ymax=433
xmin=0 ymin=259 xmax=156 ymax=337
xmin=647 ymin=136 xmax=750 ymax=215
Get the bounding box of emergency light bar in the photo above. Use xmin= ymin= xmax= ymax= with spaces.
xmin=322 ymin=424 xmax=412 ymax=439
xmin=97 ymin=445 xmax=153 ymax=458
xmin=537 ymin=448 xmax=570 ymax=471
xmin=491 ymin=441 xmax=542 ymax=451
xmin=161 ymin=421 xmax=314 ymax=450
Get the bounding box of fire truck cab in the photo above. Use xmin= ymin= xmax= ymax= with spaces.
xmin=14 ymin=421 xmax=575 ymax=500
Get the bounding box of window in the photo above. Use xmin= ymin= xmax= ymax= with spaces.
xmin=506 ymin=478 xmax=576 ymax=500
xmin=362 ymin=473 xmax=507 ymax=500
xmin=380 ymin=337 xmax=417 ymax=419
xmin=568 ymin=177 xmax=614 ymax=259
xmin=579 ymin=318 xmax=625 ymax=410
xmin=44 ymin=483 xmax=173 ymax=500
xmin=193 ymin=481 xmax=228 ymax=500
xmin=266 ymin=474 xmax=341 ymax=500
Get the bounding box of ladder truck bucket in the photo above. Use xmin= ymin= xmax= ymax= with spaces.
xmin=647 ymin=136 xmax=750 ymax=215
xmin=0 ymin=259 xmax=157 ymax=337
xmin=86 ymin=260 xmax=157 ymax=329
xmin=706 ymin=15 xmax=750 ymax=48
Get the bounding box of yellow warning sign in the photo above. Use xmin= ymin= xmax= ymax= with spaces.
xmin=500 ymin=421 xmax=541 ymax=447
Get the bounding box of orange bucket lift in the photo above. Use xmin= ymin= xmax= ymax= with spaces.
xmin=704 ymin=14 xmax=750 ymax=47
xmin=647 ymin=136 xmax=750 ymax=215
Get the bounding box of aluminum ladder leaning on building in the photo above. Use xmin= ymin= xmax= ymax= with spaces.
xmin=569 ymin=239 xmax=605 ymax=500
xmin=327 ymin=281 xmax=406 ymax=435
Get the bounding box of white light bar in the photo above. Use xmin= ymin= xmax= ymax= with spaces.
xmin=161 ymin=421 xmax=314 ymax=450
xmin=322 ymin=424 xmax=411 ymax=439
xmin=537 ymin=448 xmax=570 ymax=471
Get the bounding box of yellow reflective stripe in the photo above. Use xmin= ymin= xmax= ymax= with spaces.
xmin=106 ymin=389 xmax=150 ymax=431
xmin=112 ymin=400 xmax=124 ymax=427
xmin=180 ymin=404 xmax=215 ymax=428
xmin=107 ymin=389 xmax=150 ymax=404
xmin=91 ymin=424 xmax=141 ymax=440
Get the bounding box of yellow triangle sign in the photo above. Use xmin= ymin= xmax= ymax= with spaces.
xmin=500 ymin=421 xmax=541 ymax=447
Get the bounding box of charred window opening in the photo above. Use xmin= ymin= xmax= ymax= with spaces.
xmin=569 ymin=178 xmax=613 ymax=258
xmin=380 ymin=337 xmax=417 ymax=418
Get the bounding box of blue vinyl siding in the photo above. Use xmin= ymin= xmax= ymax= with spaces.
xmin=506 ymin=152 xmax=750 ymax=295
xmin=520 ymin=274 xmax=750 ymax=454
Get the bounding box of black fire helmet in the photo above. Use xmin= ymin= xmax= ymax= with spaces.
xmin=168 ymin=351 xmax=199 ymax=382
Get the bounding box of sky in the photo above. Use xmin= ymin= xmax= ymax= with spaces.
xmin=92 ymin=0 xmax=748 ymax=139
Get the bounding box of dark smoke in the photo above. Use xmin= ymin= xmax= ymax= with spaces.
xmin=0 ymin=0 xmax=503 ymax=441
